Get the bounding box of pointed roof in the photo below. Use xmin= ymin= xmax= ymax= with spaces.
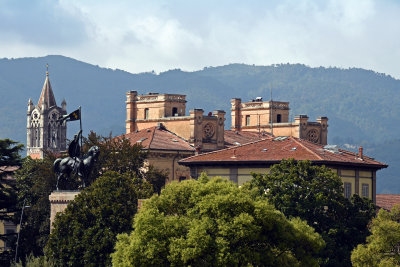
xmin=38 ymin=71 xmax=56 ymax=108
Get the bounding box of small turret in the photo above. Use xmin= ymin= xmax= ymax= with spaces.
xmin=61 ymin=98 xmax=67 ymax=111
xmin=27 ymin=98 xmax=34 ymax=113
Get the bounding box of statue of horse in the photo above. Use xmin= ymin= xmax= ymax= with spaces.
xmin=53 ymin=146 xmax=100 ymax=190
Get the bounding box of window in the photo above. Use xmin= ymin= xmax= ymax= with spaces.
xmin=344 ymin=182 xmax=352 ymax=199
xmin=362 ymin=184 xmax=369 ymax=198
xmin=144 ymin=108 xmax=149 ymax=119
xmin=172 ymin=107 xmax=178 ymax=116
xmin=277 ymin=114 xmax=282 ymax=123
xmin=246 ymin=115 xmax=250 ymax=126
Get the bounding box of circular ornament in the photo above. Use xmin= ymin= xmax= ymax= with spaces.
xmin=307 ymin=129 xmax=319 ymax=143
xmin=203 ymin=123 xmax=215 ymax=138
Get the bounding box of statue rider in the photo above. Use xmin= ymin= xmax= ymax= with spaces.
xmin=68 ymin=130 xmax=83 ymax=177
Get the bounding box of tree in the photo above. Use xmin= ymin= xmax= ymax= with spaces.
xmin=112 ymin=175 xmax=325 ymax=266
xmin=0 ymin=139 xmax=23 ymax=266
xmin=45 ymin=171 xmax=153 ymax=267
xmin=352 ymin=206 xmax=400 ymax=266
xmin=82 ymin=131 xmax=167 ymax=193
xmin=246 ymin=159 xmax=375 ymax=267
xmin=12 ymin=155 xmax=61 ymax=263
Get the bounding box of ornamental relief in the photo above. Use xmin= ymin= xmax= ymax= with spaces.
xmin=306 ymin=129 xmax=320 ymax=143
xmin=203 ymin=123 xmax=215 ymax=139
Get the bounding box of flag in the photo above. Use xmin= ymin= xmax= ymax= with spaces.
xmin=57 ymin=108 xmax=80 ymax=123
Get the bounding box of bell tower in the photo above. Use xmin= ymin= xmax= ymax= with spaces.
xmin=27 ymin=67 xmax=67 ymax=159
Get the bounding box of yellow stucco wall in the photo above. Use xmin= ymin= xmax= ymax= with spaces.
xmin=192 ymin=166 xmax=374 ymax=200
xmin=147 ymin=152 xmax=193 ymax=183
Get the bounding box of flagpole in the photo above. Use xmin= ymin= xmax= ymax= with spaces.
xmin=79 ymin=106 xmax=82 ymax=154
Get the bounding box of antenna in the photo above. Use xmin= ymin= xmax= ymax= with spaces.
xmin=46 ymin=63 xmax=49 ymax=76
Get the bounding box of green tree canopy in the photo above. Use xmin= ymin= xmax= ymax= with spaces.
xmin=352 ymin=206 xmax=400 ymax=266
xmin=46 ymin=171 xmax=153 ymax=267
xmin=0 ymin=139 xmax=23 ymax=266
xmin=246 ymin=159 xmax=376 ymax=267
xmin=13 ymin=155 xmax=60 ymax=263
xmin=112 ymin=175 xmax=325 ymax=267
xmin=82 ymin=131 xmax=167 ymax=193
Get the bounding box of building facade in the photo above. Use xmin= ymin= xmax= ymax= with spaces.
xmin=231 ymin=98 xmax=328 ymax=145
xmin=27 ymin=71 xmax=67 ymax=159
xmin=126 ymin=91 xmax=225 ymax=152
xmin=179 ymin=137 xmax=387 ymax=203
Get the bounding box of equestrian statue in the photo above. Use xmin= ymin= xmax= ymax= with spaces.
xmin=53 ymin=130 xmax=100 ymax=190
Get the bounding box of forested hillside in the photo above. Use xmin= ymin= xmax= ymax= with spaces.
xmin=0 ymin=55 xmax=398 ymax=193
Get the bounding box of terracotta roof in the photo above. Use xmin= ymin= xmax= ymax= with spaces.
xmin=179 ymin=136 xmax=388 ymax=169
xmin=0 ymin=166 xmax=19 ymax=181
xmin=119 ymin=126 xmax=195 ymax=152
xmin=224 ymin=130 xmax=272 ymax=147
xmin=376 ymin=194 xmax=400 ymax=211
xmin=38 ymin=72 xmax=57 ymax=108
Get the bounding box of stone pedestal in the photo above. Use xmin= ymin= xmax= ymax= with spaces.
xmin=49 ymin=190 xmax=80 ymax=231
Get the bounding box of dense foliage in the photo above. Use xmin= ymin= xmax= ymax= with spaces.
xmin=82 ymin=131 xmax=166 ymax=193
xmin=46 ymin=171 xmax=152 ymax=267
xmin=8 ymin=131 xmax=165 ymax=265
xmin=246 ymin=159 xmax=375 ymax=267
xmin=12 ymin=155 xmax=60 ymax=263
xmin=352 ymin=206 xmax=400 ymax=266
xmin=0 ymin=139 xmax=23 ymax=266
xmin=112 ymin=175 xmax=325 ymax=266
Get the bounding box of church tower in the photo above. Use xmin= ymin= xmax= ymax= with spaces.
xmin=27 ymin=68 xmax=67 ymax=159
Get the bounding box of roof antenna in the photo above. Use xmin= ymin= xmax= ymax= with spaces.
xmin=46 ymin=63 xmax=49 ymax=76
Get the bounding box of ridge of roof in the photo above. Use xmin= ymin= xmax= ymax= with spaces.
xmin=292 ymin=138 xmax=324 ymax=160
xmin=147 ymin=126 xmax=157 ymax=148
xmin=179 ymin=136 xmax=387 ymax=168
xmin=121 ymin=126 xmax=195 ymax=152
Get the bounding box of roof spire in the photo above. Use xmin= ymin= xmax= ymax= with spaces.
xmin=38 ymin=65 xmax=56 ymax=108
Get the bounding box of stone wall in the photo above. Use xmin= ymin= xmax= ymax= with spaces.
xmin=49 ymin=190 xmax=80 ymax=231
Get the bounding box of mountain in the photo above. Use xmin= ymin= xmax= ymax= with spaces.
xmin=0 ymin=55 xmax=398 ymax=193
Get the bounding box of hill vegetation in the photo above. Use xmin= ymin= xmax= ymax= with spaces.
xmin=0 ymin=55 xmax=398 ymax=193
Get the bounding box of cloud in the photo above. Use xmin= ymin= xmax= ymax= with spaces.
xmin=0 ymin=0 xmax=90 ymax=47
xmin=0 ymin=0 xmax=399 ymax=78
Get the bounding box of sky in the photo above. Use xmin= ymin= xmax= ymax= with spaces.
xmin=0 ymin=0 xmax=399 ymax=78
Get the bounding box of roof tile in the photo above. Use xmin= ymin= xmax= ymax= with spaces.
xmin=180 ymin=136 xmax=387 ymax=168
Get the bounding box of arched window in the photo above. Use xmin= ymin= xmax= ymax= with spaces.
xmin=277 ymin=114 xmax=282 ymax=123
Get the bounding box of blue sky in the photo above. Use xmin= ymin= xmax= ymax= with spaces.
xmin=0 ymin=0 xmax=399 ymax=78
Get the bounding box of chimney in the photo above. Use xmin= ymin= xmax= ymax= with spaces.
xmin=359 ymin=146 xmax=363 ymax=160
xmin=231 ymin=148 xmax=237 ymax=159
xmin=195 ymin=146 xmax=201 ymax=155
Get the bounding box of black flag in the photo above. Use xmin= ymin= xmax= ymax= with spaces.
xmin=57 ymin=108 xmax=80 ymax=123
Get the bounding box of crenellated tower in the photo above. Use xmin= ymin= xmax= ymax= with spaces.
xmin=27 ymin=69 xmax=67 ymax=159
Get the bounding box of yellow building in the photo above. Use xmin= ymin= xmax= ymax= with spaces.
xmin=179 ymin=136 xmax=387 ymax=203
xmin=120 ymin=125 xmax=195 ymax=183
xmin=126 ymin=91 xmax=226 ymax=152
xmin=231 ymin=97 xmax=328 ymax=145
